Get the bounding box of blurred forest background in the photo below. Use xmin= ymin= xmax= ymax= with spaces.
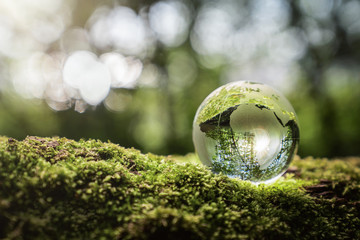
xmin=0 ymin=0 xmax=359 ymax=158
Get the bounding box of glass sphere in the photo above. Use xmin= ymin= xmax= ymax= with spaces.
xmin=192 ymin=81 xmax=299 ymax=184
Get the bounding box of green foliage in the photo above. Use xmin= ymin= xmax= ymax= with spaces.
xmin=196 ymin=87 xmax=244 ymax=125
xmin=0 ymin=136 xmax=359 ymax=239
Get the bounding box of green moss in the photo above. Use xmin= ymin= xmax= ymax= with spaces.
xmin=195 ymin=82 xmax=296 ymax=125
xmin=0 ymin=136 xmax=359 ymax=239
xmin=196 ymin=87 xmax=245 ymax=125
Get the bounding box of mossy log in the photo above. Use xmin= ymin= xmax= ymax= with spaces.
xmin=0 ymin=136 xmax=359 ymax=239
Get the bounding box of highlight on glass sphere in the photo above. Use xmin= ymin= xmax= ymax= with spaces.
xmin=192 ymin=81 xmax=299 ymax=184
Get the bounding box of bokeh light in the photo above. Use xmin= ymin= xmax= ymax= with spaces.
xmin=88 ymin=6 xmax=153 ymax=56
xmin=63 ymin=51 xmax=111 ymax=106
xmin=0 ymin=0 xmax=358 ymax=158
xmin=149 ymin=1 xmax=190 ymax=47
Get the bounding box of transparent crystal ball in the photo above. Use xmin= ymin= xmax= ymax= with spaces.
xmin=192 ymin=81 xmax=299 ymax=184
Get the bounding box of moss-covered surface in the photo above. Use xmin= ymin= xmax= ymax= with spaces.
xmin=0 ymin=136 xmax=359 ymax=239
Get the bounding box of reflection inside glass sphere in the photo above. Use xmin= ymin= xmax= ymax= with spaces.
xmin=193 ymin=81 xmax=299 ymax=184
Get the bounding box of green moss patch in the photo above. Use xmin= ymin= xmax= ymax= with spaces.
xmin=0 ymin=136 xmax=359 ymax=239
